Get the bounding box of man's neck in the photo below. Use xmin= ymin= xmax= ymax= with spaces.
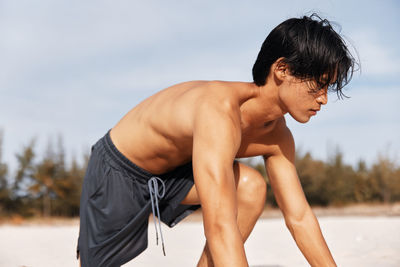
xmin=240 ymin=82 xmax=287 ymax=127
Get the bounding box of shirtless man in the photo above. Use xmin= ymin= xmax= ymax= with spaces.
xmin=77 ymin=14 xmax=356 ymax=267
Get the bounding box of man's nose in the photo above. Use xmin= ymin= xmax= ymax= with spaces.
xmin=316 ymin=90 xmax=328 ymax=105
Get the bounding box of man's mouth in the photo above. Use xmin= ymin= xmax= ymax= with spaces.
xmin=309 ymin=108 xmax=320 ymax=115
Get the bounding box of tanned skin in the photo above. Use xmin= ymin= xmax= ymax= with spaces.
xmin=85 ymin=58 xmax=337 ymax=267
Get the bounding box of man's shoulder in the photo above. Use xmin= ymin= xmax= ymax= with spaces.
xmin=190 ymin=81 xmax=243 ymax=111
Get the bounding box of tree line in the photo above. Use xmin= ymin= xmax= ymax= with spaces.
xmin=252 ymin=149 xmax=400 ymax=207
xmin=0 ymin=131 xmax=399 ymax=218
xmin=0 ymin=131 xmax=88 ymax=218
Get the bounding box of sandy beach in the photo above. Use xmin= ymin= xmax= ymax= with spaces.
xmin=0 ymin=208 xmax=399 ymax=267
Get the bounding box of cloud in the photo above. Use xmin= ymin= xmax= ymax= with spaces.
xmin=1 ymin=0 xmax=400 ymax=172
xmin=349 ymin=30 xmax=400 ymax=77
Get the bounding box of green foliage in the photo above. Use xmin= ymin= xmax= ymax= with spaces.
xmin=0 ymin=130 xmax=11 ymax=215
xmin=0 ymin=133 xmax=87 ymax=218
xmin=368 ymin=156 xmax=400 ymax=202
xmin=322 ymin=149 xmax=357 ymax=205
xmin=295 ymin=152 xmax=328 ymax=205
xmin=249 ymin=149 xmax=400 ymax=207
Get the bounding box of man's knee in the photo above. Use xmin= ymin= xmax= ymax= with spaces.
xmin=236 ymin=163 xmax=267 ymax=212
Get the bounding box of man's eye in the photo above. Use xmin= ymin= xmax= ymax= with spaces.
xmin=308 ymin=88 xmax=320 ymax=94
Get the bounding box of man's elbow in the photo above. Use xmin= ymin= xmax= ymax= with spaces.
xmin=283 ymin=206 xmax=313 ymax=233
xmin=204 ymin=216 xmax=237 ymax=241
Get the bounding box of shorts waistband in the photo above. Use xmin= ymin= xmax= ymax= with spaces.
xmin=101 ymin=130 xmax=154 ymax=179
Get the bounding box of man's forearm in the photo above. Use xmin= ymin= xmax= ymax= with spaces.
xmin=285 ymin=207 xmax=336 ymax=267
xmin=205 ymin=221 xmax=248 ymax=267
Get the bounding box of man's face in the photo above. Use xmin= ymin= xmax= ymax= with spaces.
xmin=279 ymin=74 xmax=328 ymax=123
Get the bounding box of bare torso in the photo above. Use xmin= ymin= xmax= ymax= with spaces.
xmin=110 ymin=80 xmax=284 ymax=174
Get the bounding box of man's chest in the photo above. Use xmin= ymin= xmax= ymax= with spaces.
xmin=236 ymin=120 xmax=279 ymax=158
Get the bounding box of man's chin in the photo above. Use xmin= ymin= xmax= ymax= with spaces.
xmin=290 ymin=113 xmax=311 ymax=124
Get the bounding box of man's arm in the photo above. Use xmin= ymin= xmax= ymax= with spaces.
xmin=264 ymin=122 xmax=336 ymax=267
xmin=192 ymin=101 xmax=248 ymax=267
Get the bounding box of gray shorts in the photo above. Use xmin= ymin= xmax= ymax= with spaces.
xmin=77 ymin=131 xmax=200 ymax=267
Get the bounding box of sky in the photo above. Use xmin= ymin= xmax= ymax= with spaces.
xmin=1 ymin=0 xmax=399 ymax=173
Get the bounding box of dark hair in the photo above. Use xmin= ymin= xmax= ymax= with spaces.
xmin=252 ymin=14 xmax=357 ymax=98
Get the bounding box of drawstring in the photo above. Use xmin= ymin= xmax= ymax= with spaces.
xmin=148 ymin=176 xmax=166 ymax=256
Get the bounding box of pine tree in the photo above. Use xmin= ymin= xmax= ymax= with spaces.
xmin=0 ymin=130 xmax=10 ymax=215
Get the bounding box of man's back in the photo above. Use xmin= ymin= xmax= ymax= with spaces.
xmin=110 ymin=80 xmax=265 ymax=174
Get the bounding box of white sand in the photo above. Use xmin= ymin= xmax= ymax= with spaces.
xmin=0 ymin=216 xmax=399 ymax=267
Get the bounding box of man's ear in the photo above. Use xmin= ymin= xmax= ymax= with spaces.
xmin=273 ymin=57 xmax=288 ymax=82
